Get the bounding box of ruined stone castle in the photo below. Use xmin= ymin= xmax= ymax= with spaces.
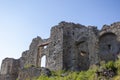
xmin=0 ymin=21 xmax=120 ymax=80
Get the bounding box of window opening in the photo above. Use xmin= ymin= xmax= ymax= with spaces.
xmin=108 ymin=44 xmax=112 ymax=50
xmin=72 ymin=32 xmax=74 ymax=35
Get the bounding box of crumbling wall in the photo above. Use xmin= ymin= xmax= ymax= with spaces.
xmin=99 ymin=33 xmax=118 ymax=61
xmin=61 ymin=22 xmax=89 ymax=71
xmin=20 ymin=36 xmax=44 ymax=68
xmin=1 ymin=21 xmax=120 ymax=80
xmin=88 ymin=26 xmax=99 ymax=65
xmin=0 ymin=58 xmax=20 ymax=80
xmin=62 ymin=22 xmax=99 ymax=71
xmin=46 ymin=23 xmax=64 ymax=71
xmin=37 ymin=39 xmax=50 ymax=67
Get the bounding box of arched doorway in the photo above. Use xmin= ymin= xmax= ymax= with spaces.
xmin=99 ymin=32 xmax=119 ymax=61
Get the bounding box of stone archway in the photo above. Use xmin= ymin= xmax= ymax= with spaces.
xmin=99 ymin=32 xmax=119 ymax=61
xmin=37 ymin=41 xmax=50 ymax=67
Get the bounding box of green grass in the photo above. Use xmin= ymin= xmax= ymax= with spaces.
xmin=36 ymin=66 xmax=96 ymax=80
xmin=25 ymin=59 xmax=120 ymax=80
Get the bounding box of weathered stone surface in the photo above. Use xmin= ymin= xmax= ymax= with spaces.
xmin=46 ymin=24 xmax=64 ymax=71
xmin=17 ymin=67 xmax=51 ymax=80
xmin=20 ymin=36 xmax=44 ymax=69
xmin=0 ymin=58 xmax=20 ymax=80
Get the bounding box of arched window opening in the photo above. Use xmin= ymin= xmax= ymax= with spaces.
xmin=72 ymin=31 xmax=74 ymax=35
xmin=108 ymin=44 xmax=112 ymax=50
xmin=41 ymin=55 xmax=46 ymax=67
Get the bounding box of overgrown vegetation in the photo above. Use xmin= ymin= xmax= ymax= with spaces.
xmin=24 ymin=64 xmax=35 ymax=69
xmin=29 ymin=59 xmax=120 ymax=80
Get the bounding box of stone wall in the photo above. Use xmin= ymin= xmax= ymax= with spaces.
xmin=61 ymin=22 xmax=89 ymax=71
xmin=98 ymin=22 xmax=120 ymax=62
xmin=20 ymin=36 xmax=44 ymax=68
xmin=0 ymin=58 xmax=20 ymax=80
xmin=61 ymin=22 xmax=99 ymax=71
xmin=1 ymin=21 xmax=120 ymax=80
xmin=46 ymin=23 xmax=64 ymax=70
xmin=88 ymin=26 xmax=99 ymax=65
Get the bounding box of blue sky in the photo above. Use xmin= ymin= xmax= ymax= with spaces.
xmin=0 ymin=0 xmax=120 ymax=66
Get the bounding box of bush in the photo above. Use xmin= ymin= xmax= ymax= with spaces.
xmin=113 ymin=75 xmax=120 ymax=80
xmin=115 ymin=59 xmax=120 ymax=74
xmin=105 ymin=61 xmax=115 ymax=69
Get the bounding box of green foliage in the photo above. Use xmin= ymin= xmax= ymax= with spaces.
xmin=24 ymin=64 xmax=35 ymax=69
xmin=29 ymin=59 xmax=120 ymax=80
xmin=51 ymin=70 xmax=65 ymax=76
xmin=64 ymin=72 xmax=78 ymax=80
xmin=113 ymin=76 xmax=120 ymax=80
xmin=36 ymin=69 xmax=96 ymax=80
xmin=115 ymin=59 xmax=120 ymax=74
xmin=105 ymin=61 xmax=115 ymax=69
xmin=37 ymin=76 xmax=49 ymax=80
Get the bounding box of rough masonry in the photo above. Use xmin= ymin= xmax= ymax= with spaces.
xmin=0 ymin=21 xmax=120 ymax=80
